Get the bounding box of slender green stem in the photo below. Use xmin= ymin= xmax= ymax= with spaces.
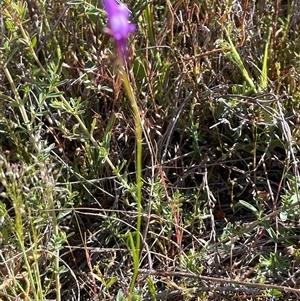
xmin=224 ymin=28 xmax=257 ymax=93
xmin=47 ymin=183 xmax=61 ymax=301
xmin=119 ymin=66 xmax=143 ymax=298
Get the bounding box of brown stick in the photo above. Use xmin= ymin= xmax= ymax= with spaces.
xmin=139 ymin=269 xmax=300 ymax=295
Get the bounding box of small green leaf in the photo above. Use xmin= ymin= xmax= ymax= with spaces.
xmin=279 ymin=211 xmax=288 ymax=221
xmin=116 ymin=289 xmax=127 ymax=301
xmin=238 ymin=200 xmax=258 ymax=215
xmin=265 ymin=226 xmax=277 ymax=241
xmin=106 ymin=276 xmax=118 ymax=289
xmin=146 ymin=276 xmax=157 ymax=301
xmin=31 ymin=36 xmax=37 ymax=48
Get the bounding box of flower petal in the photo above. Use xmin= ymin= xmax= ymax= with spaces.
xmin=102 ymin=0 xmax=135 ymax=61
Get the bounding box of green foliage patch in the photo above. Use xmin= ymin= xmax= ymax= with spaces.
xmin=1 ymin=0 xmax=300 ymax=300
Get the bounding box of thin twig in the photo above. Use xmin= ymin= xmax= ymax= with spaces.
xmin=139 ymin=269 xmax=300 ymax=295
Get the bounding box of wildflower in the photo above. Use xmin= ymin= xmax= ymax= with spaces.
xmin=102 ymin=0 xmax=135 ymax=61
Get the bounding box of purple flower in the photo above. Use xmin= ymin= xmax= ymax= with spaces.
xmin=102 ymin=0 xmax=135 ymax=62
